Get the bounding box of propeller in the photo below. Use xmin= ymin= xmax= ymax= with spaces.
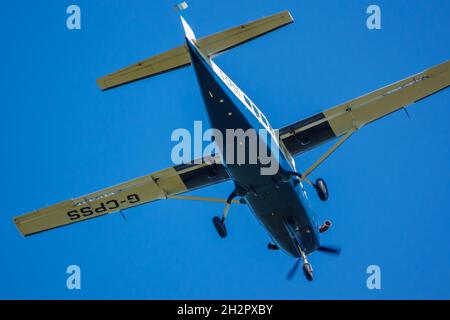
xmin=317 ymin=245 xmax=341 ymax=255
xmin=286 ymin=246 xmax=341 ymax=280
xmin=286 ymin=259 xmax=301 ymax=280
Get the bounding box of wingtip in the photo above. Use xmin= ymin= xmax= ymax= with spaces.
xmin=96 ymin=78 xmax=108 ymax=91
xmin=284 ymin=10 xmax=295 ymax=23
xmin=12 ymin=219 xmax=27 ymax=237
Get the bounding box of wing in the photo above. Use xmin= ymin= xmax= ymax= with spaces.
xmin=14 ymin=156 xmax=229 ymax=236
xmin=280 ymin=60 xmax=450 ymax=157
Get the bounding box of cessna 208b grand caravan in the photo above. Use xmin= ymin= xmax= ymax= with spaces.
xmin=14 ymin=10 xmax=449 ymax=281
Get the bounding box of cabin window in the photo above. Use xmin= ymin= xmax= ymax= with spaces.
xmin=251 ymin=103 xmax=260 ymax=117
xmin=243 ymin=95 xmax=252 ymax=108
xmin=260 ymin=114 xmax=268 ymax=126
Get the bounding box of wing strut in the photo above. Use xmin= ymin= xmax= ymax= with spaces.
xmin=169 ymin=195 xmax=244 ymax=205
xmin=300 ymin=128 xmax=357 ymax=186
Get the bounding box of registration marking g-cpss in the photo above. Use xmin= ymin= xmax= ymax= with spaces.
xmin=67 ymin=194 xmax=141 ymax=220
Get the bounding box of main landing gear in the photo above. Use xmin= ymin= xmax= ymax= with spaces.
xmin=286 ymin=171 xmax=329 ymax=202
xmin=212 ymin=216 xmax=227 ymax=238
xmin=212 ymin=190 xmax=239 ymax=238
xmin=314 ymin=178 xmax=328 ymax=202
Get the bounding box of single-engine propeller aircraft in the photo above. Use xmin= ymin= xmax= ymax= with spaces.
xmin=14 ymin=10 xmax=449 ymax=281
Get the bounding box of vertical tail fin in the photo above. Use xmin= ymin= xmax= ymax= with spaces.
xmin=180 ymin=16 xmax=196 ymax=42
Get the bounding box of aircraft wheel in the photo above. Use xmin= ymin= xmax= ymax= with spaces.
xmin=315 ymin=178 xmax=328 ymax=201
xmin=303 ymin=263 xmax=314 ymax=282
xmin=212 ymin=216 xmax=227 ymax=238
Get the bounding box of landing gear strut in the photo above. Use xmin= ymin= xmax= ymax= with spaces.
xmin=287 ymin=243 xmax=315 ymax=281
xmin=283 ymin=218 xmax=315 ymax=281
xmin=212 ymin=190 xmax=238 ymax=238
xmin=298 ymin=244 xmax=314 ymax=282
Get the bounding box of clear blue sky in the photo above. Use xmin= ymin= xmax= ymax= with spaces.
xmin=0 ymin=0 xmax=449 ymax=299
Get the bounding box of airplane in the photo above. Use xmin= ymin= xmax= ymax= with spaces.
xmin=14 ymin=9 xmax=450 ymax=282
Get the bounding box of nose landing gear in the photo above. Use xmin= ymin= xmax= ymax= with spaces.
xmin=299 ymin=245 xmax=314 ymax=282
xmin=283 ymin=218 xmax=315 ymax=281
xmin=286 ymin=243 xmax=314 ymax=282
xmin=302 ymin=261 xmax=314 ymax=282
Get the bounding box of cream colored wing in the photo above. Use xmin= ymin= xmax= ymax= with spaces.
xmin=196 ymin=10 xmax=293 ymax=57
xmin=96 ymin=10 xmax=293 ymax=90
xmin=14 ymin=156 xmax=229 ymax=236
xmin=280 ymin=60 xmax=450 ymax=156
xmin=96 ymin=45 xmax=191 ymax=91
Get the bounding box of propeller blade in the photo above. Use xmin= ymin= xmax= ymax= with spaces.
xmin=317 ymin=245 xmax=341 ymax=255
xmin=286 ymin=259 xmax=301 ymax=280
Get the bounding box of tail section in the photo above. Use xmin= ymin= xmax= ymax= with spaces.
xmin=96 ymin=10 xmax=293 ymax=91
xmin=180 ymin=16 xmax=196 ymax=42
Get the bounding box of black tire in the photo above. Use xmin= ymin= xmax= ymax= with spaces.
xmin=212 ymin=216 xmax=227 ymax=238
xmin=303 ymin=263 xmax=314 ymax=282
xmin=315 ymin=178 xmax=329 ymax=201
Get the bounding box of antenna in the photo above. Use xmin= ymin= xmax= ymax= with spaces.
xmin=120 ymin=210 xmax=127 ymax=221
xmin=403 ymin=107 xmax=411 ymax=119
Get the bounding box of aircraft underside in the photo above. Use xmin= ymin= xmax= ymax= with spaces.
xmin=186 ymin=40 xmax=320 ymax=258
xmin=14 ymin=9 xmax=449 ymax=283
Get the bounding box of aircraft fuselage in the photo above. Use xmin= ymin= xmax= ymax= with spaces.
xmin=186 ymin=40 xmax=320 ymax=256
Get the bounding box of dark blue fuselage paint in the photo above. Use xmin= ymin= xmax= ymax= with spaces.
xmin=186 ymin=40 xmax=320 ymax=256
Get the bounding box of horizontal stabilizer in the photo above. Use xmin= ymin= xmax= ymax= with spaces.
xmin=196 ymin=10 xmax=293 ymax=57
xmin=97 ymin=10 xmax=293 ymax=90
xmin=96 ymin=45 xmax=190 ymax=90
